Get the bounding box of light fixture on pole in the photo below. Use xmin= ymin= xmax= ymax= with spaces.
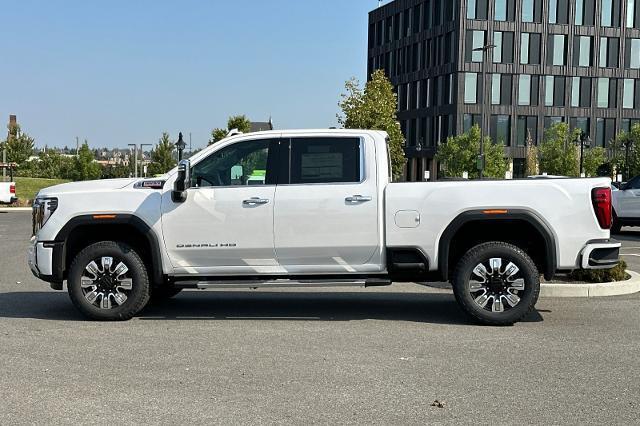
xmin=127 ymin=143 xmax=138 ymax=178
xmin=472 ymin=43 xmax=497 ymax=180
xmin=576 ymin=131 xmax=591 ymax=177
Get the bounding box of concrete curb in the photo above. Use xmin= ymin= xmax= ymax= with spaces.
xmin=541 ymin=270 xmax=640 ymax=298
xmin=0 ymin=207 xmax=31 ymax=212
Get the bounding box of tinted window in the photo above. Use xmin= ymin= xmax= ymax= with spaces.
xmin=289 ymin=138 xmax=361 ymax=184
xmin=191 ymin=139 xmax=274 ymax=187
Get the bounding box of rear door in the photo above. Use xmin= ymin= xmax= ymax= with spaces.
xmin=617 ymin=176 xmax=640 ymax=218
xmin=273 ymin=135 xmax=381 ymax=273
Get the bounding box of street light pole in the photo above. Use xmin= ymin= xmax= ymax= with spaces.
xmin=127 ymin=143 xmax=137 ymax=177
xmin=473 ymin=44 xmax=496 ymax=180
xmin=140 ymin=143 xmax=153 ymax=177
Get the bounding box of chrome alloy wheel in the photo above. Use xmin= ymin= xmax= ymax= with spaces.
xmin=469 ymin=257 xmax=525 ymax=313
xmin=80 ymin=257 xmax=133 ymax=310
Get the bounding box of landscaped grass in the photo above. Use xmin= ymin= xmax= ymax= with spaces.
xmin=14 ymin=177 xmax=70 ymax=204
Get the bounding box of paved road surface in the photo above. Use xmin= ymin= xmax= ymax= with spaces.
xmin=1 ymin=210 xmax=639 ymax=424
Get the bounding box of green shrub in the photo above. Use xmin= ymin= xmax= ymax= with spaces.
xmin=570 ymin=260 xmax=628 ymax=283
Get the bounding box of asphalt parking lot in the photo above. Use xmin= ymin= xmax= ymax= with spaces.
xmin=1 ymin=209 xmax=639 ymax=425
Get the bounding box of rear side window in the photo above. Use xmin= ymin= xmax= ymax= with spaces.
xmin=289 ymin=137 xmax=361 ymax=184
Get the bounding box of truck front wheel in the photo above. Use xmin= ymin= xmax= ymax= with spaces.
xmin=67 ymin=241 xmax=151 ymax=321
xmin=452 ymin=242 xmax=540 ymax=326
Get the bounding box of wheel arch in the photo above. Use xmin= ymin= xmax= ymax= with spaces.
xmin=438 ymin=209 xmax=557 ymax=281
xmin=54 ymin=214 xmax=164 ymax=285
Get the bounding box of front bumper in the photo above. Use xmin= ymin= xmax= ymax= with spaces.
xmin=28 ymin=237 xmax=64 ymax=285
xmin=581 ymin=239 xmax=621 ymax=270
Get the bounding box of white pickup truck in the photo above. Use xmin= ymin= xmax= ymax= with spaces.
xmin=28 ymin=129 xmax=620 ymax=325
xmin=0 ymin=181 xmax=17 ymax=204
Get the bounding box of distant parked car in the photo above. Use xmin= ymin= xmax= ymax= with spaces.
xmin=527 ymin=175 xmax=569 ymax=179
xmin=612 ymin=175 xmax=640 ymax=233
xmin=0 ymin=181 xmax=17 ymax=204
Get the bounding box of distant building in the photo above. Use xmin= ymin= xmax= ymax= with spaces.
xmin=250 ymin=118 xmax=274 ymax=132
xmin=368 ymin=0 xmax=640 ymax=180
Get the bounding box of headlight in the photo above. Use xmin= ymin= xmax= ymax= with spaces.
xmin=32 ymin=197 xmax=58 ymax=236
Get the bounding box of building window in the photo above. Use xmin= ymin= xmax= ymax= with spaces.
xmin=467 ymin=0 xmax=488 ymax=19
xmin=522 ymin=0 xmax=541 ymax=22
xmin=491 ymin=74 xmax=501 ymax=105
xmin=463 ymin=114 xmax=482 ymax=132
xmin=573 ymin=36 xmax=593 ymax=67
xmin=465 ymin=30 xmax=486 ymax=62
xmin=599 ymin=37 xmax=620 ymax=67
xmin=596 ymin=118 xmax=616 ymax=147
xmin=626 ymin=39 xmax=640 ymax=68
xmin=547 ymin=35 xmax=566 ymax=65
xmin=597 ymin=78 xmax=609 ymax=108
xmin=544 ymin=116 xmax=564 ymax=129
xmin=520 ymin=33 xmax=541 ymax=64
xmin=519 ymin=74 xmax=532 ymax=105
xmin=464 ymin=73 xmax=479 ymax=104
xmin=622 ymin=119 xmax=640 ymax=133
xmin=544 ymin=76 xmax=565 ymax=107
xmin=575 ymin=0 xmax=595 ymax=25
xmin=570 ymin=117 xmax=590 ymax=135
xmin=494 ymin=31 xmax=514 ymax=63
xmin=628 ymin=0 xmax=637 ymax=28
xmin=491 ymin=115 xmax=511 ymax=145
xmin=601 ymin=0 xmax=620 ymax=27
xmin=549 ymin=0 xmax=569 ymax=24
xmin=517 ymin=116 xmax=538 ymax=147
xmin=495 ymin=0 xmax=515 ymax=20
xmin=623 ymin=79 xmax=636 ymax=109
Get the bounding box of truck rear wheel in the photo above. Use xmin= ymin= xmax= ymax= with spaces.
xmin=452 ymin=242 xmax=540 ymax=326
xmin=67 ymin=241 xmax=151 ymax=321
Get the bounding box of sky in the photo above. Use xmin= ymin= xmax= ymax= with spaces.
xmin=1 ymin=0 xmax=383 ymax=149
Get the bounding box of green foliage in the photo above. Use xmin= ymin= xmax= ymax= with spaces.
xmin=147 ymin=132 xmax=176 ymax=175
xmin=582 ymin=146 xmax=606 ymax=177
xmin=101 ymin=163 xmax=131 ymax=179
xmin=68 ymin=141 xmax=101 ymax=181
xmin=338 ymin=70 xmax=405 ymax=181
xmin=2 ymin=124 xmax=34 ymax=167
xmin=208 ymin=115 xmax=252 ymax=146
xmin=538 ymin=122 xmax=580 ymax=176
xmin=570 ymin=260 xmax=628 ymax=283
xmin=612 ymin=124 xmax=640 ymax=178
xmin=227 ymin=115 xmax=251 ymax=133
xmin=14 ymin=177 xmax=70 ymax=202
xmin=209 ymin=128 xmax=228 ymax=145
xmin=435 ymin=125 xmax=509 ymax=179
xmin=525 ymin=132 xmax=538 ymax=176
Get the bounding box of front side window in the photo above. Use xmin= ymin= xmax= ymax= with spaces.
xmin=191 ymin=139 xmax=273 ymax=187
xmin=289 ymin=138 xmax=361 ymax=184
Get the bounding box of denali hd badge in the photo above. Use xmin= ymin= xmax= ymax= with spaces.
xmin=134 ymin=180 xmax=165 ymax=189
xmin=176 ymin=243 xmax=238 ymax=248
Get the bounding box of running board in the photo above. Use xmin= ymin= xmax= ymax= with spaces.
xmin=174 ymin=277 xmax=391 ymax=290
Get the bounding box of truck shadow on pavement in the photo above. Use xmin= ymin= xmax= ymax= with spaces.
xmin=0 ymin=290 xmax=544 ymax=325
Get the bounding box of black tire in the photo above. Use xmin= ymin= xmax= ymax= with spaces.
xmin=68 ymin=241 xmax=150 ymax=321
xmin=150 ymin=285 xmax=182 ymax=303
xmin=452 ymin=242 xmax=540 ymax=326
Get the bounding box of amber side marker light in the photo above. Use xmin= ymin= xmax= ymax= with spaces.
xmin=93 ymin=214 xmax=117 ymax=220
xmin=483 ymin=210 xmax=508 ymax=215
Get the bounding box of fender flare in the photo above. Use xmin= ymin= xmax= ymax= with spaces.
xmin=53 ymin=214 xmax=164 ymax=285
xmin=437 ymin=209 xmax=557 ymax=281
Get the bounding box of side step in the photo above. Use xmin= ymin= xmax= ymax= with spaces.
xmin=174 ymin=277 xmax=391 ymax=290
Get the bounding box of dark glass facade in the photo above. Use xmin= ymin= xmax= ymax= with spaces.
xmin=368 ymin=0 xmax=640 ymax=180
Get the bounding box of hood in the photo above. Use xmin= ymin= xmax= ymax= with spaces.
xmin=37 ymin=178 xmax=138 ymax=197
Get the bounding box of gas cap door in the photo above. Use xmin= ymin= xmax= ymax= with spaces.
xmin=395 ymin=210 xmax=420 ymax=228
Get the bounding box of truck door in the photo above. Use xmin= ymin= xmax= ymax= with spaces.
xmin=273 ymin=135 xmax=382 ymax=273
xmin=161 ymin=138 xmax=281 ymax=275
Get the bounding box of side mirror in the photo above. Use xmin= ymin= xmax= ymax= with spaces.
xmin=172 ymin=160 xmax=191 ymax=203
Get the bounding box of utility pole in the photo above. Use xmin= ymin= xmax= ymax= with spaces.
xmin=189 ymin=132 xmax=192 ymax=156
xmin=472 ymin=44 xmax=496 ymax=180
xmin=76 ymin=136 xmax=79 ymax=155
xmin=140 ymin=143 xmax=153 ymax=177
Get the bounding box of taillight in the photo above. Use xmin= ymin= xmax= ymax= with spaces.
xmin=591 ymin=187 xmax=612 ymax=229
xmin=9 ymin=184 xmax=15 ymax=194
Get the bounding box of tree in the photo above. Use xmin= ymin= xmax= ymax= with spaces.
xmin=338 ymin=70 xmax=405 ymax=180
xmin=2 ymin=123 xmax=34 ymax=167
xmin=525 ymin=129 xmax=538 ymax=176
xmin=582 ymin=146 xmax=606 ymax=177
xmin=618 ymin=124 xmax=640 ymax=178
xmin=148 ymin=132 xmax=177 ymax=176
xmin=69 ymin=141 xmax=102 ymax=181
xmin=538 ymin=122 xmax=580 ymax=177
xmin=208 ymin=115 xmax=253 ymax=146
xmin=435 ymin=125 xmax=508 ymax=179
xmin=209 ymin=128 xmax=228 ymax=145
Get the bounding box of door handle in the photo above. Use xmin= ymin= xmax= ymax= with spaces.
xmin=345 ymin=195 xmax=372 ymax=203
xmin=243 ymin=197 xmax=270 ymax=206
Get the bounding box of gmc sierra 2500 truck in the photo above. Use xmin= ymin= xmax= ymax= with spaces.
xmin=28 ymin=129 xmax=620 ymax=325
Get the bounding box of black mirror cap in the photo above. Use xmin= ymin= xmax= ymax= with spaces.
xmin=172 ymin=160 xmax=190 ymax=203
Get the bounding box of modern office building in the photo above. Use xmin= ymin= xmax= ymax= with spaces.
xmin=368 ymin=0 xmax=640 ymax=180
